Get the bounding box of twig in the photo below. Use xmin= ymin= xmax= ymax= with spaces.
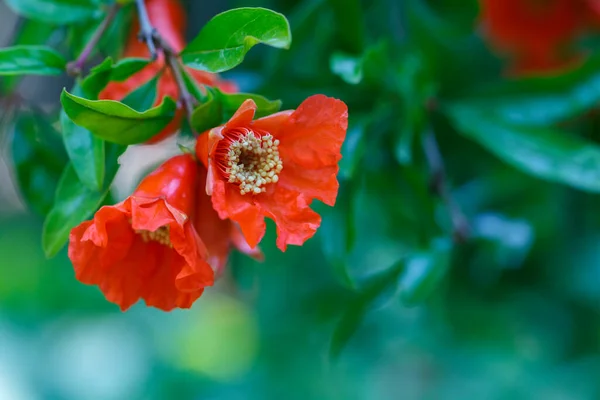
xmin=135 ymin=0 xmax=157 ymax=60
xmin=422 ymin=128 xmax=470 ymax=243
xmin=135 ymin=0 xmax=198 ymax=132
xmin=66 ymin=4 xmax=120 ymax=76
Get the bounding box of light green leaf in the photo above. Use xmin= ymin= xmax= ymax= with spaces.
xmin=181 ymin=7 xmax=292 ymax=73
xmin=330 ymin=52 xmax=363 ymax=85
xmin=446 ymin=105 xmax=600 ymax=193
xmin=121 ymin=76 xmax=158 ymax=112
xmin=60 ymin=89 xmax=177 ymax=145
xmin=81 ymin=57 xmax=150 ymax=98
xmin=5 ymin=0 xmax=102 ymax=25
xmin=0 ymin=45 xmax=66 ymax=76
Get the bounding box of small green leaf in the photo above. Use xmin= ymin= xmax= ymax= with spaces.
xmin=330 ymin=52 xmax=363 ymax=85
xmin=0 ymin=45 xmax=66 ymax=76
xmin=181 ymin=7 xmax=292 ymax=73
xmin=5 ymin=0 xmax=102 ymax=25
xmin=60 ymin=89 xmax=177 ymax=145
xmin=446 ymin=105 xmax=600 ymax=193
xmin=398 ymin=238 xmax=452 ymax=305
xmin=191 ymin=89 xmax=282 ymax=133
xmin=11 ymin=112 xmax=68 ymax=215
xmin=42 ymin=164 xmax=107 ymax=258
xmin=81 ymin=57 xmax=150 ymax=98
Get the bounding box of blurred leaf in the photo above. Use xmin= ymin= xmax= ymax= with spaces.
xmin=398 ymin=237 xmax=452 ymax=305
xmin=1 ymin=20 xmax=55 ymax=92
xmin=181 ymin=7 xmax=292 ymax=73
xmin=330 ymin=262 xmax=403 ymax=358
xmin=330 ymin=52 xmax=363 ymax=85
xmin=327 ymin=0 xmax=365 ymax=54
xmin=5 ymin=0 xmax=102 ymax=24
xmin=0 ymin=45 xmax=66 ymax=76
xmin=338 ymin=117 xmax=367 ymax=179
xmin=60 ymin=89 xmax=177 ymax=145
xmin=191 ymin=88 xmax=282 ymax=133
xmin=121 ymin=76 xmax=158 ymax=112
xmin=80 ymin=57 xmax=150 ymax=97
xmin=61 ymin=85 xmax=105 ymax=191
xmin=11 ymin=112 xmax=68 ymax=215
xmin=446 ymin=105 xmax=600 ymax=193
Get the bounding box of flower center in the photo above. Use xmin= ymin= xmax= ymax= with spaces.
xmin=218 ymin=128 xmax=283 ymax=195
xmin=136 ymin=226 xmax=172 ymax=248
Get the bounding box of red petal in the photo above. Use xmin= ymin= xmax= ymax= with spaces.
xmin=251 ymin=110 xmax=293 ymax=136
xmin=230 ymin=223 xmax=264 ymax=261
xmin=257 ymin=186 xmax=321 ymax=251
xmin=225 ymin=99 xmax=257 ymax=129
xmin=211 ymin=178 xmax=266 ymax=248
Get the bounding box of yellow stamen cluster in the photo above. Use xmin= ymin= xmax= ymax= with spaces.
xmin=136 ymin=226 xmax=172 ymax=248
xmin=226 ymin=131 xmax=283 ymax=195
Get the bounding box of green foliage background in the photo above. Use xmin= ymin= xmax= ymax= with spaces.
xmin=2 ymin=0 xmax=600 ymax=399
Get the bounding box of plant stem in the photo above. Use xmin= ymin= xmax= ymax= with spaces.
xmin=135 ymin=0 xmax=157 ymax=60
xmin=134 ymin=0 xmax=198 ymax=132
xmin=67 ymin=4 xmax=120 ymax=76
xmin=422 ymin=129 xmax=470 ymax=243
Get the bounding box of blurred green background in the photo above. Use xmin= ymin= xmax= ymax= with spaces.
xmin=3 ymin=0 xmax=600 ymax=399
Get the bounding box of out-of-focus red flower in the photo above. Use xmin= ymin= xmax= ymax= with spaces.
xmin=194 ymin=163 xmax=264 ymax=275
xmin=68 ymin=154 xmax=214 ymax=311
xmin=100 ymin=0 xmax=237 ymax=143
xmin=195 ymin=95 xmax=348 ymax=251
xmin=479 ymin=0 xmax=593 ymax=75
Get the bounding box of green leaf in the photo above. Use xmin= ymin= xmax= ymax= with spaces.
xmin=327 ymin=0 xmax=365 ymax=54
xmin=81 ymin=57 xmax=150 ymax=98
xmin=5 ymin=0 xmax=102 ymax=25
xmin=191 ymin=89 xmax=282 ymax=133
xmin=398 ymin=237 xmax=452 ymax=305
xmin=330 ymin=52 xmax=363 ymax=85
xmin=42 ymin=143 xmax=125 ymax=258
xmin=446 ymin=105 xmax=600 ymax=193
xmin=450 ymin=55 xmax=600 ymax=126
xmin=60 ymin=89 xmax=177 ymax=145
xmin=181 ymin=7 xmax=292 ymax=73
xmin=42 ymin=164 xmax=107 ymax=258
xmin=121 ymin=76 xmax=158 ymax=112
xmin=1 ymin=20 xmax=55 ymax=92
xmin=11 ymin=112 xmax=68 ymax=215
xmin=0 ymin=45 xmax=66 ymax=76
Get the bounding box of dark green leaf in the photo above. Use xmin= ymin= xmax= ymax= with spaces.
xmin=81 ymin=57 xmax=150 ymax=98
xmin=5 ymin=0 xmax=102 ymax=24
xmin=181 ymin=7 xmax=292 ymax=73
xmin=398 ymin=237 xmax=452 ymax=305
xmin=191 ymin=89 xmax=282 ymax=133
xmin=0 ymin=45 xmax=66 ymax=76
xmin=60 ymin=89 xmax=177 ymax=145
xmin=42 ymin=143 xmax=125 ymax=258
xmin=446 ymin=105 xmax=600 ymax=193
xmin=327 ymin=0 xmax=365 ymax=54
xmin=11 ymin=112 xmax=68 ymax=215
xmin=42 ymin=164 xmax=107 ymax=258
xmin=121 ymin=76 xmax=158 ymax=112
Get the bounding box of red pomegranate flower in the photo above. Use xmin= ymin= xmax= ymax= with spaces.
xmin=195 ymin=95 xmax=348 ymax=251
xmin=100 ymin=0 xmax=237 ymax=143
xmin=479 ymin=0 xmax=590 ymax=74
xmin=68 ymin=154 xmax=214 ymax=311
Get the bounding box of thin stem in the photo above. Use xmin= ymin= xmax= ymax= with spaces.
xmin=67 ymin=4 xmax=120 ymax=76
xmin=135 ymin=0 xmax=157 ymax=60
xmin=135 ymin=0 xmax=198 ymax=133
xmin=422 ymin=129 xmax=470 ymax=243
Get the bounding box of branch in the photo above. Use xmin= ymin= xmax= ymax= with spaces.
xmin=135 ymin=0 xmax=198 ymax=132
xmin=67 ymin=4 xmax=120 ymax=76
xmin=422 ymin=129 xmax=470 ymax=243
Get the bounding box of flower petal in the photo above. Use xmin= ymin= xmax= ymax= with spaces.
xmin=225 ymin=99 xmax=257 ymax=129
xmin=252 ymin=110 xmax=293 ymax=136
xmin=211 ymin=178 xmax=266 ymax=248
xmin=257 ymin=186 xmax=321 ymax=251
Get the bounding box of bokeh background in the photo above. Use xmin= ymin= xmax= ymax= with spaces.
xmin=3 ymin=0 xmax=600 ymax=399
